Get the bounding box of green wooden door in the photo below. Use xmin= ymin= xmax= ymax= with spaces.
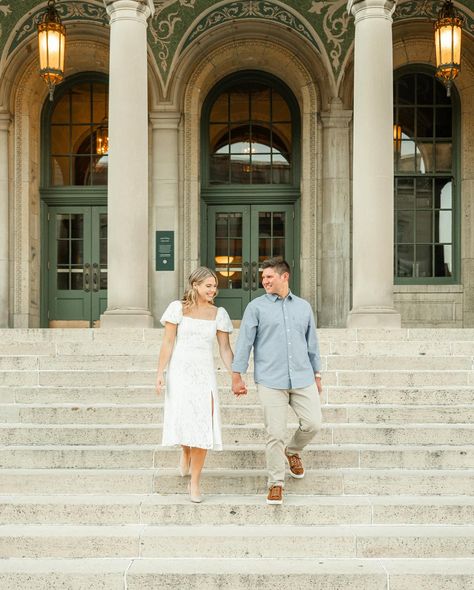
xmin=207 ymin=204 xmax=294 ymax=319
xmin=47 ymin=206 xmax=107 ymax=326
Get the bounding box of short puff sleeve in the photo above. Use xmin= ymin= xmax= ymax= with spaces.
xmin=216 ymin=307 xmax=233 ymax=333
xmin=160 ymin=300 xmax=183 ymax=326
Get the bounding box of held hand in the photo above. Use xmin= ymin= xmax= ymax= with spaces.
xmin=232 ymin=375 xmax=247 ymax=397
xmin=156 ymin=373 xmax=165 ymax=395
xmin=315 ymin=373 xmax=323 ymax=396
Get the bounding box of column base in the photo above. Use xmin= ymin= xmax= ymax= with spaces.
xmin=347 ymin=307 xmax=401 ymax=328
xmin=100 ymin=308 xmax=154 ymax=328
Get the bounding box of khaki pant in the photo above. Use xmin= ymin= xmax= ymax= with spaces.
xmin=257 ymin=383 xmax=322 ymax=488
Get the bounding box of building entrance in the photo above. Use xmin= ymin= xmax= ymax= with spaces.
xmin=46 ymin=206 xmax=107 ymax=327
xmin=207 ymin=204 xmax=294 ymax=319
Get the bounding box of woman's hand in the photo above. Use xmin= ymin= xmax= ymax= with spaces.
xmin=156 ymin=372 xmax=165 ymax=394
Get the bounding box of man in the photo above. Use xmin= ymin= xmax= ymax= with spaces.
xmin=232 ymin=257 xmax=323 ymax=505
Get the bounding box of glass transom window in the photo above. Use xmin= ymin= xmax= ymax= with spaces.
xmin=208 ymin=83 xmax=292 ymax=185
xmin=49 ymin=81 xmax=108 ymax=186
xmin=394 ymin=72 xmax=455 ymax=280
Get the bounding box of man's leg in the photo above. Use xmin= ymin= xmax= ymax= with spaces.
xmin=257 ymin=384 xmax=289 ymax=488
xmin=286 ymin=383 xmax=322 ymax=456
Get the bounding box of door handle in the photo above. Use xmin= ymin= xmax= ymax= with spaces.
xmin=251 ymin=261 xmax=258 ymax=291
xmin=242 ymin=262 xmax=250 ymax=291
xmin=92 ymin=263 xmax=99 ymax=293
xmin=83 ymin=263 xmax=91 ymax=293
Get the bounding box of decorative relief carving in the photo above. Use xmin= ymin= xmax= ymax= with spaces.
xmin=9 ymin=1 xmax=107 ymax=56
xmin=308 ymin=1 xmax=349 ymax=73
xmin=394 ymin=0 xmax=473 ymax=36
xmin=183 ymin=1 xmax=320 ymax=54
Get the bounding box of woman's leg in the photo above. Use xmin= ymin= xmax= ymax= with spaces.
xmin=189 ymin=447 xmax=207 ymax=495
xmin=180 ymin=445 xmax=191 ymax=476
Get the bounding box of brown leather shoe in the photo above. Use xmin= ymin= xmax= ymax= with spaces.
xmin=266 ymin=485 xmax=283 ymax=505
xmin=285 ymin=448 xmax=305 ymax=478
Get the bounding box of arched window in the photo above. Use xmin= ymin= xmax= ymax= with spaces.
xmin=394 ymin=70 xmax=459 ymax=282
xmin=45 ymin=76 xmax=108 ymax=186
xmin=204 ymin=75 xmax=298 ymax=186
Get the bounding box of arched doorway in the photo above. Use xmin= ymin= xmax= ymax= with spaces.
xmin=200 ymin=71 xmax=301 ymax=319
xmin=40 ymin=73 xmax=108 ymax=327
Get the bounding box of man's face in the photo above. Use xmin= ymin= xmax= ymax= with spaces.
xmin=262 ymin=267 xmax=289 ymax=295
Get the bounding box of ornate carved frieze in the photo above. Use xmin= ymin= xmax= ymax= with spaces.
xmin=1 ymin=1 xmax=473 ymax=90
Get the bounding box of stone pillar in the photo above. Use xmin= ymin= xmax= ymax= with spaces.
xmin=0 ymin=112 xmax=11 ymax=328
xmin=320 ymin=99 xmax=352 ymax=327
xmin=150 ymin=112 xmax=181 ymax=322
xmin=101 ymin=0 xmax=154 ymax=328
xmin=346 ymin=0 xmax=401 ymax=328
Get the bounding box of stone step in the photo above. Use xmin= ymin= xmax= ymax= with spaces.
xmin=3 ymin=369 xmax=474 ymax=388
xmin=0 ymin=444 xmax=472 ymax=470
xmin=1 ymin=557 xmax=473 ymax=590
xmin=0 ymin=494 xmax=472 ymax=526
xmin=1 ymin=402 xmax=473 ymax=425
xmin=3 ymin=385 xmax=473 ymax=406
xmin=1 ymin=423 xmax=472 ymax=445
xmin=0 ymin=468 xmax=471 ymax=495
xmin=2 ymin=353 xmax=473 ymax=372
xmin=0 ymin=523 xmax=472 ymax=559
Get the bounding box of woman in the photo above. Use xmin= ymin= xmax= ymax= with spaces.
xmin=156 ymin=267 xmax=234 ymax=503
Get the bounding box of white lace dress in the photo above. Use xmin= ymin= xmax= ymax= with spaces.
xmin=160 ymin=300 xmax=233 ymax=450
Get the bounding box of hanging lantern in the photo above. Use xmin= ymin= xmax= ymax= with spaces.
xmin=96 ymin=119 xmax=109 ymax=156
xmin=393 ymin=124 xmax=402 ymax=152
xmin=434 ymin=0 xmax=463 ymax=97
xmin=38 ymin=0 xmax=66 ymax=101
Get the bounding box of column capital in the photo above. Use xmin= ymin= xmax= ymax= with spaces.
xmin=347 ymin=0 xmax=396 ymax=22
xmin=104 ymin=0 xmax=155 ymax=22
xmin=149 ymin=111 xmax=181 ymax=131
xmin=320 ymin=99 xmax=352 ymax=128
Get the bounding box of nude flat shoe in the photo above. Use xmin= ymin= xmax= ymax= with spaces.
xmin=178 ymin=451 xmax=191 ymax=477
xmin=187 ymin=482 xmax=202 ymax=503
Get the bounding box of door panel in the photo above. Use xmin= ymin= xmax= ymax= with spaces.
xmin=208 ymin=204 xmax=294 ymax=319
xmin=48 ymin=206 xmax=107 ymax=326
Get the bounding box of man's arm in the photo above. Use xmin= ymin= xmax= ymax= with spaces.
xmin=306 ymin=306 xmax=323 ymax=394
xmin=231 ymin=304 xmax=258 ymax=396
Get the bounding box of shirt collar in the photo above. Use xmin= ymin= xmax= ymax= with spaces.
xmin=265 ymin=291 xmax=294 ymax=302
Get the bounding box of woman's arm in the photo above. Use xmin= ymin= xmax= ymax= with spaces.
xmin=216 ymin=330 xmax=233 ymax=374
xmin=156 ymin=322 xmax=178 ymax=393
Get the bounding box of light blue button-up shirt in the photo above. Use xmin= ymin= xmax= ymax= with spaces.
xmin=232 ymin=292 xmax=321 ymax=389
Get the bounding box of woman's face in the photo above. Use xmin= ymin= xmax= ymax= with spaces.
xmin=194 ymin=276 xmax=217 ymax=303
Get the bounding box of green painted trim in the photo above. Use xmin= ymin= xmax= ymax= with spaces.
xmin=40 ymin=71 xmax=109 ymax=191
xmin=393 ymin=64 xmax=461 ymax=286
xmin=40 ymin=200 xmax=49 ymax=328
xmin=200 ymin=70 xmax=301 ymax=192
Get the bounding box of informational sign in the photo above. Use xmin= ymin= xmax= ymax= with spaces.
xmin=156 ymin=231 xmax=174 ymax=271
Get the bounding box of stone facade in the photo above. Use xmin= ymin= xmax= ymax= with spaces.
xmin=0 ymin=0 xmax=473 ymax=327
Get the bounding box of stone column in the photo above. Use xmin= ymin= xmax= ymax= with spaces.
xmin=320 ymin=99 xmax=352 ymax=327
xmin=346 ymin=0 xmax=401 ymax=328
xmin=150 ymin=112 xmax=181 ymax=322
xmin=0 ymin=112 xmax=11 ymax=328
xmin=101 ymin=0 xmax=154 ymax=328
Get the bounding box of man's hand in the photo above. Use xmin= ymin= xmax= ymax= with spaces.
xmin=232 ymin=372 xmax=247 ymax=397
xmin=315 ymin=372 xmax=323 ymax=395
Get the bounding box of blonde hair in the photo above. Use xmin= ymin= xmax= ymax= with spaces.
xmin=182 ymin=266 xmax=218 ymax=310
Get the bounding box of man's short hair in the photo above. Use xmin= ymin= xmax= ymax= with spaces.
xmin=261 ymin=257 xmax=291 ymax=276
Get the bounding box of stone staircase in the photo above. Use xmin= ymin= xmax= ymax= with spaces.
xmin=0 ymin=327 xmax=473 ymax=589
